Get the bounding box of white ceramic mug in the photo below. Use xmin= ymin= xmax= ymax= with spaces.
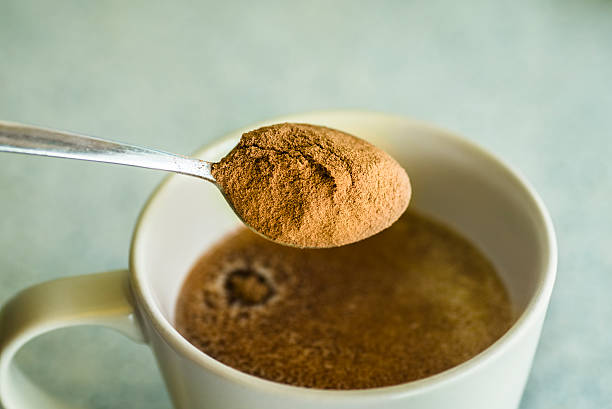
xmin=0 ymin=111 xmax=557 ymax=409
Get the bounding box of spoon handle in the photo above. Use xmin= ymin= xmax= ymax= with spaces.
xmin=0 ymin=120 xmax=214 ymax=182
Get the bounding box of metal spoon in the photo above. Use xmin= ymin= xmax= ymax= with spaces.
xmin=0 ymin=120 xmax=215 ymax=182
xmin=0 ymin=120 xmax=411 ymax=249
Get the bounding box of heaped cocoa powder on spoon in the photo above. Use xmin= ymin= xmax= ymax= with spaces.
xmin=211 ymin=123 xmax=411 ymax=248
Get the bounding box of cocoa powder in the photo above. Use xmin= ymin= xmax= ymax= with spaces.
xmin=211 ymin=123 xmax=411 ymax=248
xmin=176 ymin=211 xmax=514 ymax=389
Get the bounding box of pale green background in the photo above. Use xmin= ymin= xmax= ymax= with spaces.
xmin=1 ymin=1 xmax=611 ymax=408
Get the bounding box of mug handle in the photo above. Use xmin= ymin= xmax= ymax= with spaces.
xmin=0 ymin=270 xmax=145 ymax=409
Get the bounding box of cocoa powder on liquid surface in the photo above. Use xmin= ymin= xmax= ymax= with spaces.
xmin=176 ymin=211 xmax=514 ymax=389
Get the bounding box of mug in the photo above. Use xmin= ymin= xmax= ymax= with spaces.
xmin=0 ymin=111 xmax=557 ymax=409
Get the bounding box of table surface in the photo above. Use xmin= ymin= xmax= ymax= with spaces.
xmin=1 ymin=1 xmax=611 ymax=408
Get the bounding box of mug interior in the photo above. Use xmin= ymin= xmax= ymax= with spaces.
xmin=131 ymin=111 xmax=555 ymax=390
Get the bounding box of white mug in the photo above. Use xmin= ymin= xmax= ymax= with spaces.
xmin=0 ymin=111 xmax=557 ymax=409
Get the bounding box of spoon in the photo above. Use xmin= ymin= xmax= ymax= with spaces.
xmin=0 ymin=120 xmax=411 ymax=248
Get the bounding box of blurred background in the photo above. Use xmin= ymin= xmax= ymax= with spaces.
xmin=1 ymin=1 xmax=611 ymax=408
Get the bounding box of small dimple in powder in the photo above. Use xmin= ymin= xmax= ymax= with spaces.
xmin=176 ymin=211 xmax=514 ymax=390
xmin=224 ymin=269 xmax=274 ymax=306
xmin=211 ymin=123 xmax=411 ymax=248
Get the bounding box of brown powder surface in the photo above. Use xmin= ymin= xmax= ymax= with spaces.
xmin=211 ymin=123 xmax=411 ymax=248
xmin=175 ymin=211 xmax=514 ymax=390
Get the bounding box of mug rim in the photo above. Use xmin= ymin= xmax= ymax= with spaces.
xmin=129 ymin=110 xmax=558 ymax=398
